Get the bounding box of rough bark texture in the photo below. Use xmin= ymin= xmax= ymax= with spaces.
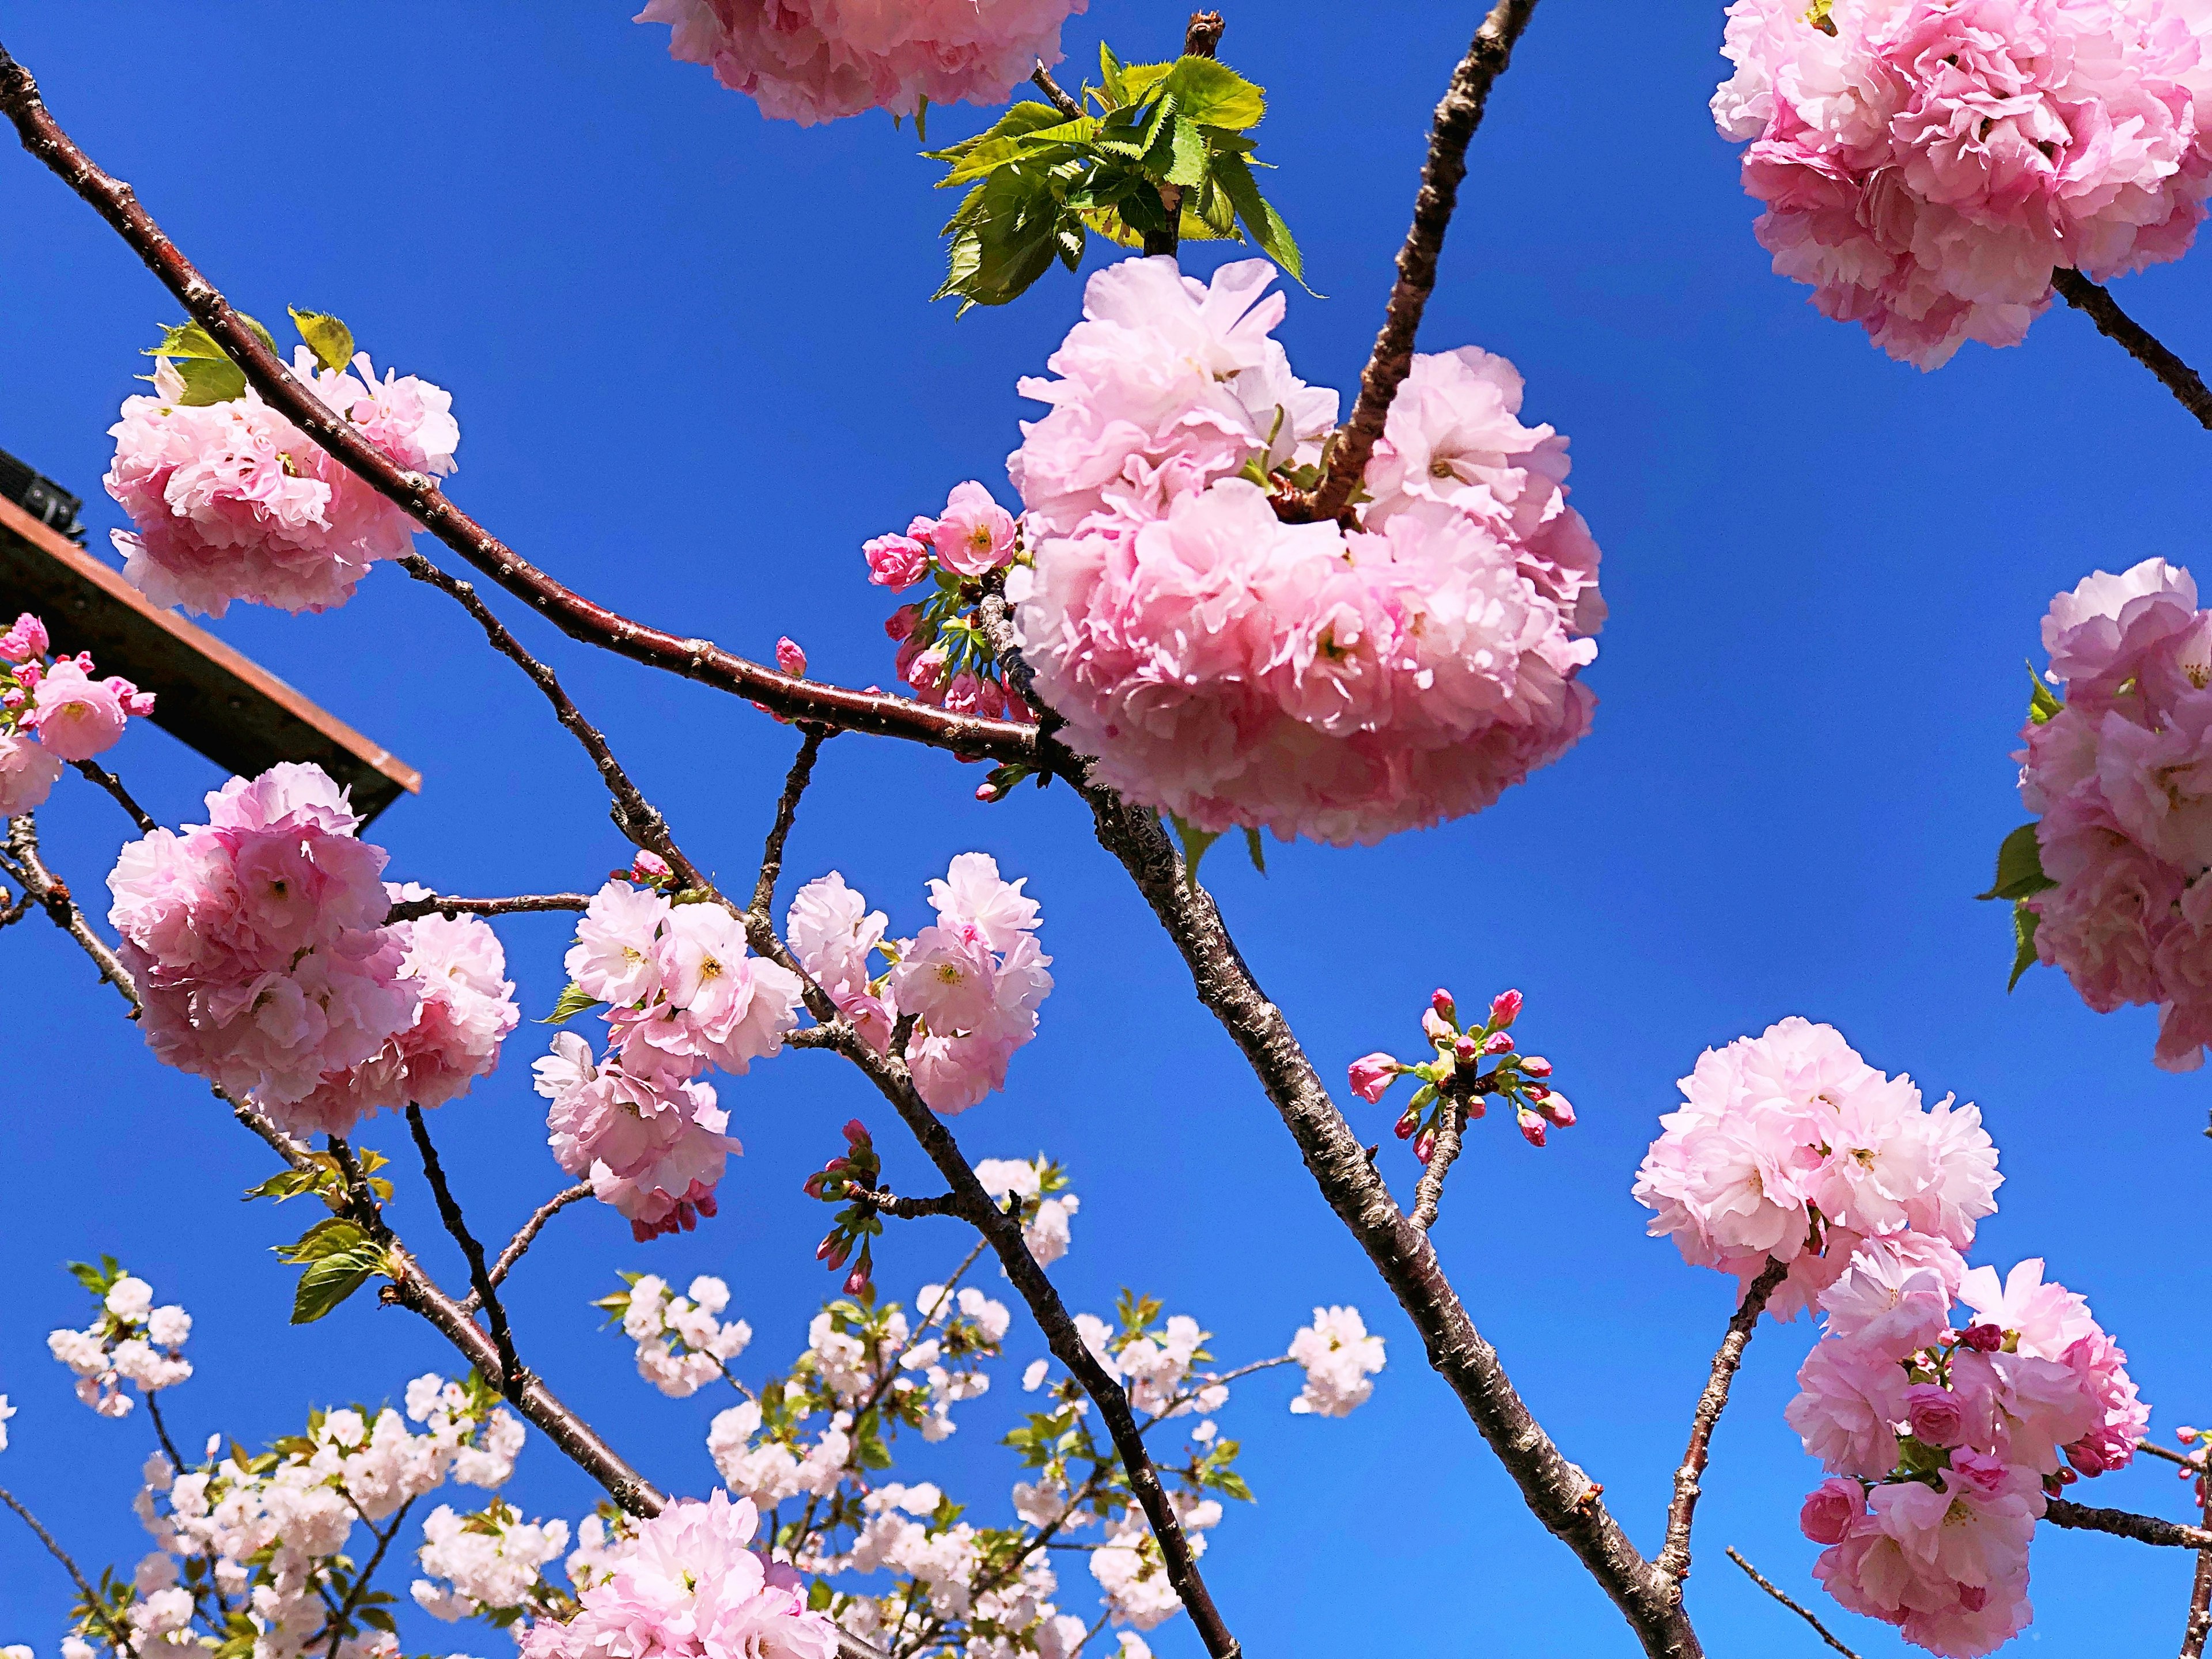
xmin=2047 ymin=1499 xmax=2212 ymax=1550
xmin=1657 ymin=1257 xmax=1789 ymax=1584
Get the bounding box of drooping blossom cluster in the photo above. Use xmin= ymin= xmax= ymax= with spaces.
xmin=1787 ymin=1251 xmax=2146 ymax=1656
xmin=107 ymin=347 xmax=458 ymax=616
xmin=0 ymin=611 xmax=155 ymax=815
xmin=105 ymin=764 xmax=513 ymax=1135
xmin=634 ymin=0 xmax=1088 ymax=126
xmin=1350 ymin=985 xmax=1573 ymax=1156
xmin=1006 ymin=255 xmax=1604 ymax=846
xmin=603 ymin=1271 xmax=753 ymax=1399
xmin=534 ymin=878 xmax=805 ymax=1238
xmin=865 ymin=480 xmax=1036 ymax=732
xmin=46 ymin=1264 xmax=192 ymax=1419
xmin=787 ymin=854 xmax=1054 ymax=1113
xmin=1633 ymin=1018 xmax=2000 ymax=1316
xmin=2011 ymin=558 xmax=2212 ymax=1069
xmin=1711 ymin=0 xmax=2212 ymax=368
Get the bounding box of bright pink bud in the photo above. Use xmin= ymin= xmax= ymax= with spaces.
xmin=975 ymin=782 xmax=999 ymax=802
xmin=2182 ymin=1427 xmax=2203 ymax=1446
xmin=1347 ymin=1052 xmax=1400 ymax=1104
xmin=1533 ymin=1092 xmax=1575 ymax=1128
xmin=1798 ymin=1477 xmax=1863 ymax=1546
xmin=816 ymin=1233 xmax=844 ymax=1266
xmin=1521 ymin=1081 xmax=1550 ymax=1102
xmin=1412 ymin=1131 xmax=1435 ymax=1164
xmin=1482 ymin=1031 xmax=1514 ymax=1055
xmin=885 ymin=604 xmax=923 ymax=642
xmin=1490 ymin=989 xmax=1522 ymax=1029
xmin=1393 ymin=1109 xmax=1418 ymax=1141
xmin=844 ymin=1263 xmax=870 ymax=1296
xmin=1005 ymin=686 xmax=1035 ymax=725
xmin=1520 ymin=1055 xmax=1552 ymax=1078
xmin=863 ymin=534 xmax=932 ymax=590
xmin=1960 ymin=1324 xmax=2005 ymax=1353
xmin=631 ymin=850 xmax=672 ymax=884
xmin=1430 ymin=988 xmax=1456 ymax=1023
xmin=1453 ymin=1036 xmax=1478 ymax=1063
xmin=776 ymin=637 xmax=808 ymax=678
xmin=842 ymin=1119 xmax=869 ymax=1147
xmin=1903 ymin=1384 xmax=1965 ymax=1449
xmin=1516 ymin=1107 xmax=1546 ymax=1148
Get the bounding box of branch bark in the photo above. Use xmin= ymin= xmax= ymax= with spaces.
xmin=1407 ymin=1099 xmax=1468 ymax=1230
xmin=2186 ymin=1457 xmax=2212 ymax=1659
xmin=0 ymin=45 xmax=1036 ymax=770
xmin=0 ymin=1482 xmax=136 ymax=1653
xmin=2046 ymin=1499 xmax=2212 ymax=1550
xmin=73 ymin=759 xmax=156 ymax=834
xmin=1302 ymin=0 xmax=1542 ymax=523
xmin=1657 ymin=1257 xmax=1789 ymax=1584
xmin=1724 ymin=1548 xmax=1861 ymax=1659
xmin=2052 ymin=270 xmax=2212 ymax=431
xmin=751 ymin=725 xmax=831 ymax=918
xmin=385 ymin=892 xmax=596 ymax=923
xmin=403 ymin=1107 xmax=525 ymax=1404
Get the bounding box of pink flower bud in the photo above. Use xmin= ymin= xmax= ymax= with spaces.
xmin=816 ymin=1233 xmax=846 ymax=1267
xmin=1903 ymin=1384 xmax=1965 ymax=1448
xmin=1393 ymin=1109 xmax=1418 ymax=1141
xmin=1430 ymin=988 xmax=1456 ymax=1023
xmin=1959 ymin=1323 xmax=2005 ymax=1353
xmin=1533 ymin=1092 xmax=1575 ymax=1128
xmin=1453 ymin=1035 xmax=1478 ymax=1063
xmin=1412 ymin=1131 xmax=1435 ymax=1164
xmin=1798 ymin=1477 xmax=1864 ymax=1546
xmin=844 ymin=1263 xmax=871 ymax=1296
xmin=2181 ymin=1427 xmax=2201 ymax=1446
xmin=1520 ymin=1055 xmax=1552 ymax=1078
xmin=1516 ymin=1107 xmax=1546 ymax=1148
xmin=842 ymin=1119 xmax=869 ymax=1147
xmin=1482 ymin=1031 xmax=1514 ymax=1055
xmin=631 ymin=850 xmax=672 ymax=884
xmin=1005 ymin=686 xmax=1035 ymax=726
xmin=1421 ymin=1008 xmax=1453 ymax=1045
xmin=863 ymin=533 xmax=932 ymax=591
xmin=1347 ymin=1052 xmax=1400 ymax=1104
xmin=776 ymin=637 xmax=808 ymax=678
xmin=1948 ymin=1450 xmax=2009 ymax=1497
xmin=1521 ymin=1081 xmax=1550 ymax=1101
xmin=1489 ymin=989 xmax=1522 ymax=1029
xmin=885 ymin=604 xmax=923 ymax=642
xmin=975 ymin=782 xmax=999 ymax=802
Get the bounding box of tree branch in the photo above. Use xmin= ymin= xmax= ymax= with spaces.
xmin=2046 ymin=1499 xmax=2212 ymax=1550
xmin=6 ymin=813 xmax=142 ymax=1012
xmin=72 ymin=759 xmax=156 ymax=834
xmin=467 ymin=1181 xmax=594 ymax=1309
xmin=2052 ymin=270 xmax=2212 ymax=431
xmin=318 ymin=1491 xmax=416 ymax=1659
xmin=2185 ymin=1455 xmax=2212 ymax=1659
xmin=386 ymin=891 xmax=594 ymax=924
xmin=1657 ymin=1256 xmax=1789 ymax=1584
xmin=1031 ymin=62 xmax=1083 ymax=119
xmin=0 ymin=44 xmax=1035 ymax=768
xmin=849 ymin=1184 xmax=971 ymax=1221
xmin=1724 ymin=1548 xmax=1861 ymax=1659
xmin=1302 ymin=0 xmax=1543 ymax=523
xmin=0 ymin=1482 xmax=135 ymax=1654
xmin=403 ymin=1106 xmax=525 ymax=1404
xmin=1407 ymin=1099 xmax=1468 ymax=1230
xmin=751 ymin=725 xmax=830 ymax=918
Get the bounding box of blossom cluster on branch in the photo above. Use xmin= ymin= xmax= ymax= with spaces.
xmin=105 ymin=764 xmax=516 ymax=1135
xmin=0 ymin=611 xmax=154 ymax=815
xmin=866 ymin=480 xmax=1035 ymax=730
xmin=2006 ymin=557 xmax=2212 ymax=1068
xmin=1350 ymin=984 xmax=1571 ymax=1154
xmin=1712 ymin=0 xmax=2212 ymax=368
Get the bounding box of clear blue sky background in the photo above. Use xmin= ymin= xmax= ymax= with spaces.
xmin=2 ymin=4 xmax=2206 ymax=1656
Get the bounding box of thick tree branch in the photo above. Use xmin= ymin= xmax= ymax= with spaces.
xmin=2186 ymin=1456 xmax=2212 ymax=1659
xmin=1657 ymin=1256 xmax=1789 ymax=1584
xmin=0 ymin=44 xmax=1035 ymax=768
xmin=387 ymin=891 xmax=594 ymax=924
xmin=2046 ymin=1499 xmax=2212 ymax=1550
xmin=1303 ymin=0 xmax=1542 ymax=522
xmin=1725 ymin=1548 xmax=1861 ymax=1659
xmin=73 ymin=759 xmax=156 ymax=834
xmin=2053 ymin=270 xmax=2212 ymax=431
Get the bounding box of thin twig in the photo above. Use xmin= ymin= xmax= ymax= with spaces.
xmin=72 ymin=758 xmax=156 ymax=834
xmin=1658 ymin=1256 xmax=1790 ymax=1584
xmin=145 ymin=1391 xmax=188 ymax=1478
xmin=1725 ymin=1548 xmax=1861 ymax=1659
xmin=0 ymin=46 xmax=1035 ymax=768
xmin=2053 ymin=270 xmax=2212 ymax=431
xmin=0 ymin=1482 xmax=135 ymax=1653
xmin=387 ymin=891 xmax=594 ymax=924
xmin=1302 ymin=0 xmax=1543 ymax=522
xmin=2047 ymin=1498 xmax=2212 ymax=1550
xmin=468 ymin=1182 xmax=594 ymax=1308
xmin=400 ymin=555 xmax=704 ymax=885
xmin=1031 ymin=62 xmax=1083 ymax=118
xmin=405 ymin=1105 xmax=525 ymax=1404
xmin=318 ymin=1492 xmax=416 ymax=1659
xmin=751 ymin=725 xmax=830 ymax=918
xmin=7 ymin=814 xmax=142 ymax=1012
xmin=2140 ymin=1438 xmax=2205 ymax=1471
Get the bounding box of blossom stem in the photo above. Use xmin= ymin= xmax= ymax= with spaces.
xmin=143 ymin=1390 xmax=188 ymax=1479
xmin=751 ymin=725 xmax=831 ymax=919
xmin=397 ymin=555 xmax=705 ymax=885
xmin=71 ymin=758 xmax=156 ymax=834
xmin=385 ymin=892 xmax=596 ymax=924
xmin=1724 ymin=1548 xmax=1862 ymax=1659
xmin=316 ymin=1491 xmax=416 ymax=1659
xmin=0 ymin=42 xmax=1037 ymax=768
xmin=1657 ymin=1256 xmax=1789 ymax=1585
xmin=1303 ymin=0 xmax=1543 ymax=524
xmin=404 ymin=1107 xmax=527 ymax=1405
xmin=2052 ymin=271 xmax=2212 ymax=431
xmin=2138 ymin=1438 xmax=2202 ymax=1470
xmin=468 ymin=1181 xmax=595 ymax=1309
xmin=2046 ymin=1498 xmax=2212 ymax=1550
xmin=0 ymin=1482 xmax=135 ymax=1653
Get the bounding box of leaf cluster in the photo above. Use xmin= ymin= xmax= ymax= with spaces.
xmin=926 ymin=44 xmax=1302 ymax=310
xmin=274 ymin=1217 xmax=391 ymax=1325
xmin=142 ymin=307 xmax=356 ymax=406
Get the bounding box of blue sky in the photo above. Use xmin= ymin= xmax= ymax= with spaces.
xmin=2 ymin=3 xmax=2209 ymax=1656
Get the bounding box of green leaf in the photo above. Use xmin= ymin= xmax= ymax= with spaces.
xmin=1243 ymin=827 xmax=1267 ymax=876
xmin=1169 ymin=812 xmax=1221 ymax=890
xmin=540 ymin=982 xmax=606 ymax=1025
xmin=244 ymin=1168 xmax=323 ymax=1204
xmin=287 ymin=308 xmax=355 ymax=374
xmin=145 ymin=320 xmax=232 ymax=361
xmin=1977 ymin=824 xmax=2056 ymax=902
xmin=1159 ymin=56 xmax=1267 ymax=130
xmin=923 ymin=100 xmax=1063 ymax=166
xmin=933 ymin=166 xmax=1069 ymax=310
xmin=2025 ymin=660 xmax=2062 ymax=725
xmin=170 ymin=356 xmax=248 ymax=407
xmin=357 ymin=1608 xmax=397 ymax=1636
xmin=1211 ymin=151 xmax=1311 ymax=287
xmin=1117 ymin=60 xmax=1176 ymax=108
xmin=931 ymin=109 xmax=1086 ymax=187
xmin=67 ymin=1255 xmax=121 ymax=1297
xmin=275 ymin=1218 xmax=388 ymax=1325
xmin=2008 ymin=900 xmax=2042 ymax=993
xmin=1099 ymin=42 xmax=1127 ymax=107
xmin=1162 ymin=113 xmax=1210 ymax=188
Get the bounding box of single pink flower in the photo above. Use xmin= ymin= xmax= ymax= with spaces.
xmin=865 ymin=533 xmax=931 ymax=590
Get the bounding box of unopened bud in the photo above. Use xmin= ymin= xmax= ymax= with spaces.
xmin=2181 ymin=1426 xmax=2202 ymax=1445
xmin=842 ymin=1119 xmax=870 ymax=1147
xmin=844 ymin=1263 xmax=870 ymax=1295
xmin=1516 ymin=1107 xmax=1547 ymax=1148
xmin=1521 ymin=1055 xmax=1552 ymax=1078
xmin=1960 ymin=1324 xmax=2004 ymax=1353
xmin=1534 ymin=1092 xmax=1575 ymax=1128
xmin=1412 ymin=1131 xmax=1436 ymax=1164
xmin=1431 ymin=988 xmax=1456 ymax=1024
xmin=777 ymin=637 xmax=809 ymax=678
xmin=1483 ymin=1031 xmax=1514 ymax=1055
xmin=1393 ymin=1109 xmax=1419 ymax=1141
xmin=1453 ymin=1035 xmax=1478 ymax=1063
xmin=815 ymin=1233 xmax=844 ymax=1266
xmin=1521 ymin=1081 xmax=1550 ymax=1102
xmin=1422 ymin=1007 xmax=1453 ymax=1046
xmin=1490 ymin=989 xmax=1522 ymax=1029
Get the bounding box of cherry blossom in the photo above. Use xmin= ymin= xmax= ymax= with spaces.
xmin=1287 ymin=1306 xmax=1386 ymax=1418
xmin=0 ymin=616 xmax=153 ymax=813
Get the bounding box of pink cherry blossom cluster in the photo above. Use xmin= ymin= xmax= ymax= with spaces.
xmin=1633 ymin=1018 xmax=2001 ymax=1317
xmin=0 ymin=611 xmax=155 ymax=815
xmin=105 ymin=764 xmax=514 ymax=1135
xmin=2013 ymin=558 xmax=2212 ymax=1069
xmin=107 ymin=347 xmax=459 ymax=617
xmin=1006 ymin=255 xmax=1604 ymax=846
xmin=788 ymin=853 xmax=1053 ymax=1114
xmin=1711 ymin=0 xmax=2212 ymax=369
xmin=533 ymin=880 xmax=805 ymax=1240
xmin=519 ymin=1490 xmax=835 ymax=1659
xmin=634 ymin=0 xmax=1087 ymax=126
xmin=866 ymin=480 xmax=1037 ymax=734
xmin=1349 ymin=987 xmax=1571 ymax=1154
xmin=1789 ymin=1252 xmax=2146 ymax=1656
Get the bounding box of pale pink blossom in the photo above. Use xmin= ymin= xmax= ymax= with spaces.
xmin=1714 ymin=0 xmax=2212 ymax=369
xmin=0 ymin=731 xmax=62 ymax=815
xmin=635 ymin=0 xmax=1088 ymax=126
xmin=787 ymin=872 xmax=896 ymax=1052
xmin=0 ymin=612 xmax=48 ymax=663
xmin=884 ymin=853 xmax=1052 ymax=1113
xmin=25 ymin=659 xmax=150 ymax=760
xmin=1347 ymin=1053 xmax=1399 ymax=1103
xmin=919 ymin=482 xmax=1019 ymax=577
xmin=533 ymin=1031 xmax=740 ymax=1243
